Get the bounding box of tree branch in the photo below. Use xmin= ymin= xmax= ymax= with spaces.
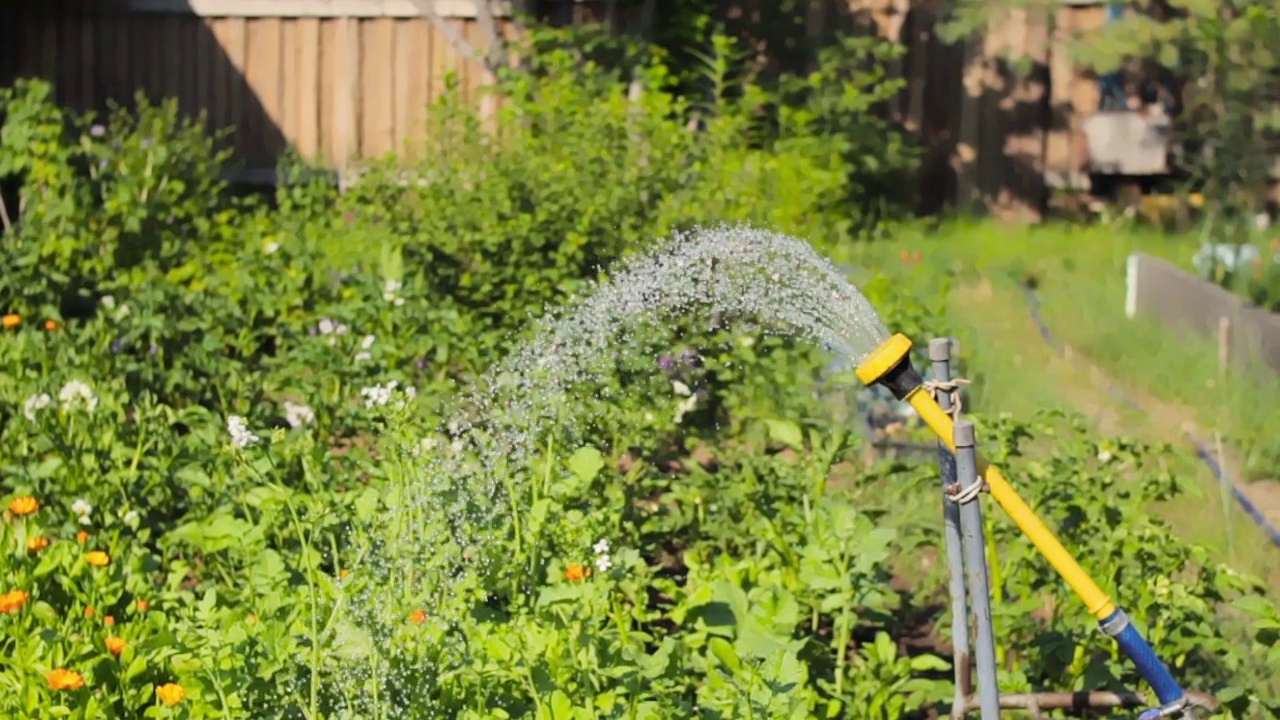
xmin=406 ymin=0 xmax=507 ymax=75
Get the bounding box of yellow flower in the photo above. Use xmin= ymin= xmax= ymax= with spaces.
xmin=408 ymin=609 xmax=427 ymax=624
xmin=1 ymin=313 xmax=19 ymax=329
xmin=103 ymin=614 xmax=115 ymax=626
xmin=0 ymin=589 xmax=29 ymax=613
xmin=136 ymin=598 xmax=150 ymax=612
xmin=26 ymin=535 xmax=51 ymax=552
xmin=564 ymin=563 xmax=590 ymax=581
xmin=105 ymin=636 xmax=126 ymax=656
xmin=84 ymin=606 xmax=94 ymax=618
xmin=44 ymin=319 xmax=59 ymax=330
xmin=156 ymin=682 xmax=185 ymax=705
xmin=46 ymin=668 xmax=84 ymax=690
xmin=76 ymin=529 xmax=89 ymax=543
xmin=8 ymin=496 xmax=38 ymax=515
xmin=85 ymin=551 xmax=110 ymax=567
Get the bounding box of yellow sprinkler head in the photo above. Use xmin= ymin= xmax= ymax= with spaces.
xmin=855 ymin=333 xmax=924 ymax=400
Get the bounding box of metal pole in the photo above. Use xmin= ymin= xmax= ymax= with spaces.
xmin=928 ymin=338 xmax=972 ymax=717
xmin=954 ymin=419 xmax=1001 ymax=720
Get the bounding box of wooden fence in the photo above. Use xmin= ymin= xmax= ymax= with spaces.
xmin=1 ymin=0 xmax=1119 ymax=218
xmin=1125 ymin=252 xmax=1280 ymax=376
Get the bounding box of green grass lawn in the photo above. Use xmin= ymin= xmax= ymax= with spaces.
xmin=847 ymin=219 xmax=1280 ymax=588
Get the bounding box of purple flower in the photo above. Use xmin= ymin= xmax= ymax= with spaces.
xmin=658 ymin=355 xmax=676 ymax=371
xmin=680 ymin=349 xmax=700 ymax=364
xmin=148 ymin=343 xmax=158 ymax=355
xmin=416 ymin=356 xmax=428 ymax=370
xmin=109 ymin=337 xmax=124 ymax=353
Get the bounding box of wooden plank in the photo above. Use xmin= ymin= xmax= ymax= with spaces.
xmin=427 ymin=12 xmax=451 ymax=109
xmin=120 ymin=0 xmax=514 ymax=18
xmin=194 ymin=18 xmax=217 ymax=130
xmin=245 ymin=17 xmax=284 ymax=165
xmin=294 ymin=17 xmax=322 ymax=159
xmin=59 ymin=4 xmax=87 ymax=110
xmin=162 ymin=16 xmax=185 ymax=109
xmin=280 ymin=19 xmax=300 ymax=148
xmin=210 ymin=18 xmax=247 ymax=155
xmin=321 ymin=17 xmax=360 ymax=167
xmin=176 ymin=17 xmax=200 ymax=119
xmin=360 ymin=18 xmax=396 ymax=158
xmin=391 ymin=19 xmax=421 ymax=156
xmin=107 ymin=14 xmax=133 ymax=109
xmin=77 ymin=7 xmax=96 ymax=112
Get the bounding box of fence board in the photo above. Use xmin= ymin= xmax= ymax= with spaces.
xmin=294 ymin=18 xmax=322 ymax=158
xmin=1126 ymin=252 xmax=1280 ymax=375
xmin=360 ymin=18 xmax=396 ymax=158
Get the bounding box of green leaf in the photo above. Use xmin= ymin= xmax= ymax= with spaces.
xmin=708 ymin=636 xmax=741 ymax=672
xmin=567 ymin=446 xmax=605 ymax=483
xmin=908 ymin=654 xmax=952 ymax=672
xmin=765 ymin=419 xmax=804 ymax=449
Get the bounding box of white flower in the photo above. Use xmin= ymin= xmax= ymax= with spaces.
xmin=264 ymin=240 xmax=281 ymax=254
xmin=382 ymin=278 xmax=406 ymax=306
xmin=122 ymin=509 xmax=139 ymax=526
xmin=360 ymin=334 xmax=376 ymax=350
xmin=360 ymin=381 xmax=397 ymax=408
xmin=100 ymin=295 xmax=116 ymax=310
xmin=283 ymin=401 xmax=315 ymax=428
xmin=354 ymin=351 xmax=372 ymax=362
xmin=317 ymin=318 xmax=349 ymax=336
xmin=594 ymin=554 xmax=613 ymax=573
xmin=23 ymin=393 xmax=51 ymax=421
xmin=672 ymin=381 xmax=691 ymax=397
xmin=72 ymin=497 xmax=92 ymax=526
xmin=673 ymin=394 xmax=698 ymax=424
xmin=58 ymin=380 xmax=98 ymax=413
xmin=360 ymin=380 xmax=414 ymax=409
xmin=227 ymin=414 xmax=261 ymax=448
xmin=593 ymin=538 xmax=611 ymax=555
xmin=1097 ymin=450 xmax=1114 ymax=463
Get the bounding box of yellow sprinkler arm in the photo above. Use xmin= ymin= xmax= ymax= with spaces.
xmin=857 ymin=334 xmax=1118 ymax=620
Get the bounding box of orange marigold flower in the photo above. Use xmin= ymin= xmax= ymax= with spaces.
xmin=85 ymin=551 xmax=110 ymax=567
xmin=564 ymin=563 xmax=590 ymax=581
xmin=84 ymin=606 xmax=94 ymax=618
xmin=408 ymin=609 xmax=427 ymax=624
xmin=76 ymin=530 xmax=89 ymax=543
xmin=105 ymin=636 xmax=126 ymax=656
xmin=8 ymin=496 xmax=38 ymax=515
xmin=156 ymin=683 xmax=185 ymax=705
xmin=26 ymin=535 xmax=51 ymax=552
xmin=136 ymin=599 xmax=149 ymax=612
xmin=0 ymin=589 xmax=29 ymax=613
xmin=1 ymin=313 xmax=19 ymax=329
xmin=46 ymin=668 xmax=84 ymax=690
xmin=103 ymin=615 xmax=115 ymax=626
xmin=44 ymin=319 xmax=59 ymax=330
